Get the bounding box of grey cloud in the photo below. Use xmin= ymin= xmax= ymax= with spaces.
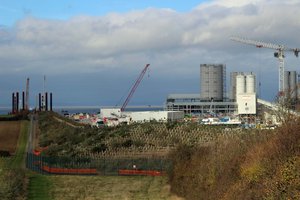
xmin=1 ymin=1 xmax=298 ymax=73
xmin=0 ymin=0 xmax=299 ymax=105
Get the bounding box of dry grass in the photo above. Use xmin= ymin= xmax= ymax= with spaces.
xmin=169 ymin=118 xmax=300 ymax=200
xmin=48 ymin=175 xmax=183 ymax=200
xmin=0 ymin=121 xmax=21 ymax=153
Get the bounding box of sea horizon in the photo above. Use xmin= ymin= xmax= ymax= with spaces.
xmin=0 ymin=105 xmax=165 ymax=115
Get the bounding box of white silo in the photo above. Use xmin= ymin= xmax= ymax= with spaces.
xmin=246 ymin=74 xmax=256 ymax=94
xmin=236 ymin=72 xmax=257 ymax=115
xmin=236 ymin=74 xmax=245 ymax=95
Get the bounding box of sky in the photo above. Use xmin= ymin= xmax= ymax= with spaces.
xmin=0 ymin=0 xmax=300 ymax=108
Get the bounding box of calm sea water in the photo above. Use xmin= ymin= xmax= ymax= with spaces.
xmin=0 ymin=106 xmax=164 ymax=115
xmin=54 ymin=107 xmax=164 ymax=115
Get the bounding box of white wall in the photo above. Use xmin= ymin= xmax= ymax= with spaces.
xmin=236 ymin=94 xmax=256 ymax=114
xmin=125 ymin=111 xmax=184 ymax=122
xmin=100 ymin=108 xmax=121 ymax=118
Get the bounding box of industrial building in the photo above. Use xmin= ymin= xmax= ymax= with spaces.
xmin=100 ymin=108 xmax=184 ymax=126
xmin=284 ymin=71 xmax=298 ymax=99
xmin=165 ymin=94 xmax=236 ymax=115
xmin=165 ymin=62 xmax=260 ymax=118
xmin=200 ymin=64 xmax=226 ymax=101
xmin=235 ymin=73 xmax=257 ymax=115
xmin=166 ymin=64 xmax=237 ymax=115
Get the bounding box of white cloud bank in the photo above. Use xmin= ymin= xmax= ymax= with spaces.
xmin=0 ymin=0 xmax=299 ymax=73
xmin=0 ymin=0 xmax=299 ymax=103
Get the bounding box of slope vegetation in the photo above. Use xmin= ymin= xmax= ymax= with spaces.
xmin=169 ymin=118 xmax=300 ymax=200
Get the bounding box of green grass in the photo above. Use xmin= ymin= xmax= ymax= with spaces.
xmin=0 ymin=114 xmax=14 ymax=117
xmin=0 ymin=120 xmax=28 ymax=171
xmin=28 ymin=174 xmax=52 ymax=200
xmin=47 ymin=175 xmax=181 ymax=200
xmin=9 ymin=121 xmax=29 ymax=168
xmin=0 ymin=120 xmax=29 ymax=200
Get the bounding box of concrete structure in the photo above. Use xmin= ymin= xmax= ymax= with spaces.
xmin=166 ymin=64 xmax=237 ymax=116
xmin=125 ymin=111 xmax=184 ymax=123
xmin=100 ymin=108 xmax=122 ymax=118
xmin=165 ymin=94 xmax=236 ymax=115
xmin=236 ymin=74 xmax=246 ymax=94
xmin=200 ymin=64 xmax=225 ymax=101
xmin=284 ymin=71 xmax=298 ymax=99
xmin=231 ymin=72 xmax=256 ymax=100
xmin=236 ymin=94 xmax=256 ymax=114
xmin=246 ymin=74 xmax=256 ymax=93
xmin=230 ymin=72 xmax=239 ymax=100
xmin=100 ymin=108 xmax=184 ymax=126
xmin=235 ymin=73 xmax=257 ymax=115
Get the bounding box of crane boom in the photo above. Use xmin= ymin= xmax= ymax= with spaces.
xmin=230 ymin=36 xmax=299 ymax=94
xmin=230 ymin=36 xmax=283 ymax=50
xmin=121 ymin=64 xmax=150 ymax=112
xmin=230 ymin=36 xmax=300 ymax=56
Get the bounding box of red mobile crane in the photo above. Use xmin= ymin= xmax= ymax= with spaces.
xmin=121 ymin=64 xmax=150 ymax=112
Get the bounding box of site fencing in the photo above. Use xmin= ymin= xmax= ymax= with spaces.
xmin=26 ymin=153 xmax=172 ymax=176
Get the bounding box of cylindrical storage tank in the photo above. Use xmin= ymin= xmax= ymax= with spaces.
xmin=284 ymin=71 xmax=290 ymax=93
xmin=200 ymin=65 xmax=210 ymax=100
xmin=230 ymin=72 xmax=238 ymax=100
xmin=236 ymin=75 xmax=245 ymax=95
xmin=289 ymin=71 xmax=297 ymax=99
xmin=246 ymin=74 xmax=256 ymax=94
xmin=200 ymin=64 xmax=224 ymax=101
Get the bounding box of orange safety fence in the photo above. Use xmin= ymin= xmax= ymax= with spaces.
xmin=118 ymin=169 xmax=165 ymax=176
xmin=33 ymin=146 xmax=48 ymax=156
xmin=41 ymin=165 xmax=97 ymax=175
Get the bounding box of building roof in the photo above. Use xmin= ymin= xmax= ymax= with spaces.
xmin=167 ymin=94 xmax=201 ymax=99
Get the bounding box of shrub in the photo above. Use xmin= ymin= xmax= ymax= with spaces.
xmin=0 ymin=169 xmax=26 ymax=200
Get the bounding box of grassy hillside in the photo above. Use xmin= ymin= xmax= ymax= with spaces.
xmin=37 ymin=112 xmax=300 ymax=199
xmin=38 ymin=112 xmax=250 ymax=158
xmin=0 ymin=121 xmax=28 ymax=200
xmin=169 ymin=118 xmax=300 ymax=200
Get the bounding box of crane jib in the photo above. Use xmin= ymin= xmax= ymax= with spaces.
xmin=230 ymin=36 xmax=299 ymax=94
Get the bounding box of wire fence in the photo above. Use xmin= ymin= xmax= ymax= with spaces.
xmin=26 ymin=153 xmax=172 ymax=176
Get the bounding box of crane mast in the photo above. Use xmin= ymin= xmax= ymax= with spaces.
xmin=230 ymin=36 xmax=299 ymax=95
xmin=121 ymin=64 xmax=150 ymax=112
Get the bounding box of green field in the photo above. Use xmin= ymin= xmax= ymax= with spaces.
xmin=27 ymin=174 xmax=183 ymax=200
xmin=28 ymin=174 xmax=52 ymax=200
xmin=46 ymin=175 xmax=182 ymax=200
xmin=0 ymin=121 xmax=28 ymax=200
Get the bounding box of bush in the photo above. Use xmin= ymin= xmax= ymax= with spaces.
xmin=168 ymin=118 xmax=300 ymax=200
xmin=0 ymin=169 xmax=26 ymax=200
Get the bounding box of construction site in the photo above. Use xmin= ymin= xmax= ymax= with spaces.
xmin=6 ymin=36 xmax=300 ymax=128
xmin=53 ymin=37 xmax=300 ymax=128
xmin=2 ymin=37 xmax=300 ymax=200
xmin=165 ymin=37 xmax=300 ymax=127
